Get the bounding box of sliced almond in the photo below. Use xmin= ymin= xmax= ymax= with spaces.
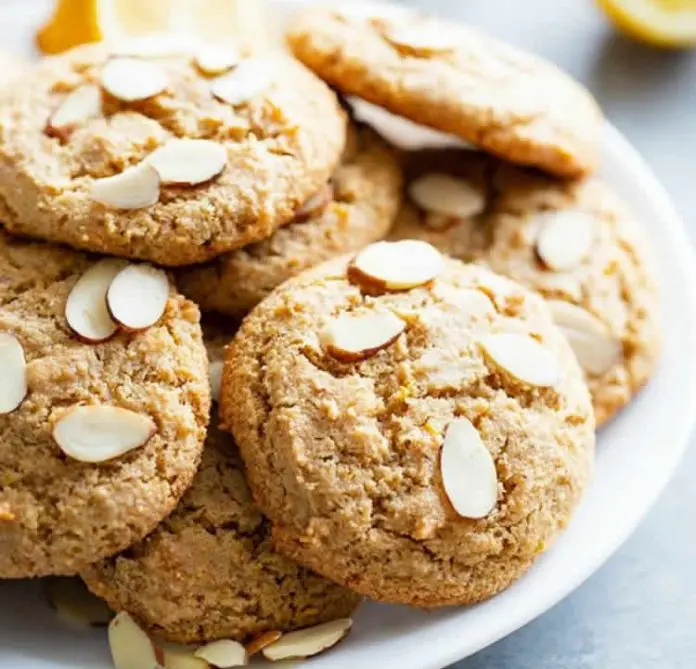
xmin=211 ymin=58 xmax=272 ymax=106
xmin=46 ymin=577 xmax=114 ymax=629
xmin=536 ymin=211 xmax=597 ymax=272
xmin=547 ymin=300 xmax=622 ymax=375
xmin=432 ymin=285 xmax=495 ymax=320
xmin=107 ymin=264 xmax=169 ymax=332
xmin=440 ymin=417 xmax=498 ymax=519
xmin=385 ymin=23 xmax=459 ymax=54
xmin=113 ymin=33 xmax=200 ymax=59
xmin=209 ymin=360 xmax=223 ymax=403
xmin=162 ymin=645 xmax=210 ymax=669
xmin=53 ymin=405 xmax=156 ymax=463
xmin=408 ymin=173 xmax=485 ymax=219
xmin=0 ymin=333 xmax=27 ymax=414
xmin=348 ymin=240 xmax=443 ymax=293
xmin=147 ymin=139 xmax=227 ymax=186
xmin=294 ymin=182 xmax=334 ymax=223
xmin=262 ymin=619 xmax=352 ymax=661
xmin=194 ymin=45 xmax=241 ymax=75
xmin=65 ymin=259 xmax=126 ymax=343
xmin=194 ymin=639 xmax=247 ymax=667
xmin=101 ymin=57 xmax=168 ymax=101
xmin=90 ymin=162 xmax=161 ymax=210
xmin=46 ymin=84 xmax=102 ymax=139
xmin=480 ymin=333 xmax=560 ymax=387
xmin=108 ymin=611 xmax=159 ymax=669
xmin=245 ymin=631 xmax=283 ymax=657
xmin=320 ymin=311 xmax=405 ymax=362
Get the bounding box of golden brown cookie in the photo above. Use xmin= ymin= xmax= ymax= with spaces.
xmin=177 ymin=123 xmax=403 ymax=318
xmin=220 ymin=245 xmax=595 ymax=606
xmin=82 ymin=324 xmax=361 ymax=644
xmin=390 ymin=150 xmax=661 ymax=425
xmin=0 ymin=230 xmax=209 ymax=577
xmin=0 ymin=42 xmax=346 ymax=266
xmin=287 ymin=4 xmax=601 ymax=178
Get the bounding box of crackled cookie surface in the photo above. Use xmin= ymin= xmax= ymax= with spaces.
xmin=390 ymin=150 xmax=661 ymax=425
xmin=82 ymin=324 xmax=361 ymax=644
xmin=287 ymin=4 xmax=601 ymax=178
xmin=177 ymin=123 xmax=403 ymax=318
xmin=0 ymin=42 xmax=346 ymax=265
xmin=0 ymin=230 xmax=209 ymax=577
xmin=220 ymin=244 xmax=595 ymax=606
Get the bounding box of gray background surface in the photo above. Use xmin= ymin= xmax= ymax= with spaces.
xmin=397 ymin=1 xmax=696 ymax=667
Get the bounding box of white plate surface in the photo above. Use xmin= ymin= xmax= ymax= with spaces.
xmin=1 ymin=2 xmax=696 ymax=669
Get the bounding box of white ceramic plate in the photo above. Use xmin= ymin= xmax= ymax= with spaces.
xmin=2 ymin=2 xmax=696 ymax=669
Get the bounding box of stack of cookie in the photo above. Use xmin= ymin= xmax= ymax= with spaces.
xmin=0 ymin=3 xmax=660 ymax=668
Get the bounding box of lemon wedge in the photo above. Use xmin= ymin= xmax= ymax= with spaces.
xmin=597 ymin=0 xmax=696 ymax=48
xmin=37 ymin=0 xmax=274 ymax=55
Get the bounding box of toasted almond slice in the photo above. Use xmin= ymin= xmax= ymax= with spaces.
xmin=384 ymin=22 xmax=460 ymax=54
xmin=46 ymin=84 xmax=102 ymax=139
xmin=547 ymin=300 xmax=622 ymax=375
xmin=65 ymin=259 xmax=126 ymax=343
xmin=432 ymin=285 xmax=495 ymax=319
xmin=480 ymin=333 xmax=560 ymax=387
xmin=46 ymin=577 xmax=114 ymax=629
xmin=320 ymin=311 xmax=405 ymax=362
xmin=440 ymin=417 xmax=498 ymax=518
xmin=113 ymin=33 xmax=200 ymax=59
xmin=194 ymin=44 xmax=241 ymax=75
xmin=408 ymin=173 xmax=485 ymax=219
xmin=211 ymin=58 xmax=272 ymax=106
xmin=294 ymin=182 xmax=334 ymax=223
xmin=90 ymin=162 xmax=161 ymax=210
xmin=53 ymin=405 xmax=156 ymax=463
xmin=262 ymin=619 xmax=352 ymax=661
xmin=245 ymin=631 xmax=283 ymax=657
xmin=0 ymin=333 xmax=27 ymax=414
xmin=194 ymin=640 xmax=247 ymax=667
xmin=162 ymin=645 xmax=210 ymax=669
xmin=107 ymin=264 xmax=169 ymax=332
xmin=109 ymin=611 xmax=159 ymax=669
xmin=536 ymin=211 xmax=597 ymax=272
xmin=101 ymin=57 xmax=168 ymax=101
xmin=147 ymin=139 xmax=227 ymax=186
xmin=349 ymin=240 xmax=443 ymax=293
xmin=209 ymin=360 xmax=223 ymax=403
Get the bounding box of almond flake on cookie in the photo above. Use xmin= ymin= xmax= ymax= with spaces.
xmin=46 ymin=84 xmax=102 ymax=139
xmin=348 ymin=240 xmax=443 ymax=292
xmin=194 ymin=44 xmax=241 ymax=75
xmin=536 ymin=211 xmax=596 ymax=271
xmin=194 ymin=639 xmax=247 ymax=667
xmin=211 ymin=58 xmax=272 ymax=106
xmin=53 ymin=406 xmax=156 ymax=463
xmin=147 ymin=139 xmax=227 ymax=186
xmin=409 ymin=173 xmax=486 ymax=219
xmin=90 ymin=162 xmax=161 ymax=210
xmin=108 ymin=611 xmax=160 ymax=669
xmin=0 ymin=333 xmax=27 ymax=414
xmin=107 ymin=264 xmax=169 ymax=332
xmin=480 ymin=332 xmax=560 ymax=387
xmin=262 ymin=619 xmax=353 ymax=661
xmin=320 ymin=311 xmax=406 ymax=362
xmin=101 ymin=57 xmax=168 ymax=101
xmin=440 ymin=417 xmax=498 ymax=518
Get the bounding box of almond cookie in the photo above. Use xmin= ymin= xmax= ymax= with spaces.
xmin=177 ymin=123 xmax=403 ymax=318
xmin=220 ymin=245 xmax=595 ymax=606
xmin=0 ymin=42 xmax=346 ymax=266
xmin=287 ymin=4 xmax=601 ymax=178
xmin=390 ymin=150 xmax=661 ymax=425
xmin=0 ymin=229 xmax=209 ymax=577
xmin=82 ymin=324 xmax=361 ymax=644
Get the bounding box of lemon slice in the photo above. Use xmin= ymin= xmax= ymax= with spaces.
xmin=597 ymin=0 xmax=696 ymax=48
xmin=37 ymin=0 xmax=274 ymax=55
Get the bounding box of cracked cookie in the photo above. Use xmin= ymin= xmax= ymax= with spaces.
xmin=390 ymin=149 xmax=661 ymax=425
xmin=82 ymin=324 xmax=361 ymax=644
xmin=0 ymin=42 xmax=346 ymax=265
xmin=177 ymin=122 xmax=403 ymax=318
xmin=220 ymin=244 xmax=595 ymax=606
xmin=287 ymin=4 xmax=601 ymax=178
xmin=0 ymin=229 xmax=209 ymax=577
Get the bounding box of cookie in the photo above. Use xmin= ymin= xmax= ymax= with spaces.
xmin=0 ymin=230 xmax=209 ymax=577
xmin=287 ymin=4 xmax=601 ymax=178
xmin=390 ymin=150 xmax=661 ymax=425
xmin=0 ymin=42 xmax=346 ymax=266
xmin=82 ymin=324 xmax=361 ymax=644
xmin=177 ymin=123 xmax=403 ymax=318
xmin=220 ymin=243 xmax=595 ymax=606
xmin=0 ymin=51 xmax=26 ymax=88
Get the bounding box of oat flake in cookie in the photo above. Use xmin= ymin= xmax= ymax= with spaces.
xmin=177 ymin=123 xmax=403 ymax=318
xmin=0 ymin=230 xmax=209 ymax=577
xmin=390 ymin=149 xmax=661 ymax=425
xmin=220 ymin=244 xmax=595 ymax=606
xmin=82 ymin=324 xmax=360 ymax=644
xmin=287 ymin=4 xmax=601 ymax=178
xmin=0 ymin=42 xmax=346 ymax=266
